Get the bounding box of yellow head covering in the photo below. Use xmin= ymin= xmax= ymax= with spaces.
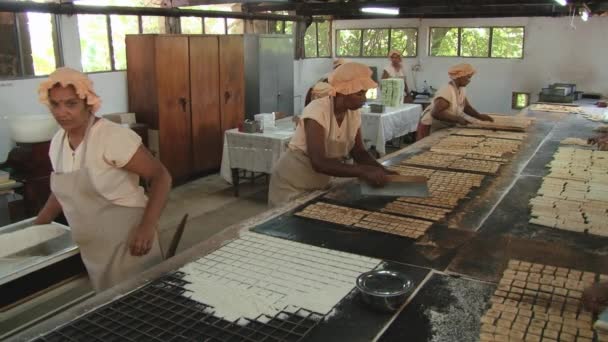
xmin=328 ymin=62 xmax=378 ymax=96
xmin=38 ymin=67 xmax=102 ymax=114
xmin=448 ymin=63 xmax=476 ymax=80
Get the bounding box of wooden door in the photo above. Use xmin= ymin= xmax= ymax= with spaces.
xmin=155 ymin=36 xmax=192 ymax=181
xmin=126 ymin=35 xmax=158 ymax=128
xmin=189 ymin=36 xmax=222 ymax=173
xmin=219 ymin=36 xmax=245 ymax=132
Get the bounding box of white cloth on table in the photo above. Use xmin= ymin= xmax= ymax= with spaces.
xmin=360 ymin=103 xmax=422 ymax=156
xmin=220 ymin=118 xmax=295 ymax=184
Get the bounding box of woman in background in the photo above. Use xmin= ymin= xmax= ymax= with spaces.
xmin=381 ymin=50 xmax=413 ymax=103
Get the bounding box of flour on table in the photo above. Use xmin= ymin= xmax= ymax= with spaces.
xmin=180 ymin=232 xmax=380 ymax=322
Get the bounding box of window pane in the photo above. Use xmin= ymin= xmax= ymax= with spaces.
xmin=26 ymin=12 xmax=56 ymax=76
xmin=227 ymin=18 xmax=243 ymax=34
xmin=110 ymin=15 xmax=138 ymax=70
xmin=180 ymin=17 xmax=202 ymax=34
xmin=304 ymin=23 xmax=317 ymax=58
xmin=78 ymin=14 xmax=111 ymax=72
xmin=270 ymin=20 xmax=284 ymax=34
xmin=460 ymin=27 xmax=490 ymax=57
xmin=336 ymin=29 xmax=361 ymax=57
xmin=142 ymin=16 xmax=165 ymax=33
xmin=430 ymin=27 xmax=458 ymax=57
xmin=284 ymin=21 xmax=293 ymax=34
xmin=317 ymin=21 xmax=330 ymax=57
xmin=390 ymin=28 xmax=417 ymax=57
xmin=362 ymin=28 xmax=389 ymax=57
xmin=204 ymin=17 xmax=225 ymax=34
xmin=491 ymin=27 xmax=524 ymax=58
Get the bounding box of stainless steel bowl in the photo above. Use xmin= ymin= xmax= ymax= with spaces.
xmin=356 ymin=270 xmax=414 ymax=312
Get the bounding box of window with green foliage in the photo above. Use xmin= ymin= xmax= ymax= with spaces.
xmin=390 ymin=28 xmax=417 ymax=57
xmin=284 ymin=21 xmax=294 ymax=34
xmin=78 ymin=14 xmax=112 ymax=72
xmin=0 ymin=11 xmax=60 ymax=78
xmin=492 ymin=27 xmax=524 ymax=58
xmin=362 ymin=29 xmax=389 ymax=57
xmin=180 ymin=17 xmax=202 ymax=34
xmin=142 ymin=16 xmax=166 ymax=33
xmin=227 ymin=18 xmax=244 ymax=34
xmin=205 ymin=17 xmax=226 ymax=34
xmin=512 ymin=92 xmax=530 ymax=109
xmin=460 ymin=28 xmax=490 ymax=57
xmin=110 ymin=15 xmax=138 ymax=71
xmin=337 ymin=27 xmax=418 ymax=57
xmin=304 ymin=21 xmax=331 ymax=58
xmin=336 ymin=29 xmax=361 ymax=57
xmin=430 ymin=26 xmax=524 ymax=59
xmin=430 ymin=27 xmax=459 ymax=57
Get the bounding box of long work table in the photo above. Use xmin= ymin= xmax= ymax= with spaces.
xmin=8 ymin=104 xmax=608 ymax=342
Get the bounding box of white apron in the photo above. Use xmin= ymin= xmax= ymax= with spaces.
xmin=269 ymin=99 xmax=353 ymax=207
xmin=50 ymin=118 xmax=163 ymax=292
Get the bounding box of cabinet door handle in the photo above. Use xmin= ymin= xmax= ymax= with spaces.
xmin=224 ymin=91 xmax=231 ymax=104
xmin=179 ymin=97 xmax=187 ymax=112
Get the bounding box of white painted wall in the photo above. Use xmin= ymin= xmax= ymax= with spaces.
xmin=332 ymin=16 xmax=608 ymax=114
xmin=293 ymin=58 xmax=333 ymax=114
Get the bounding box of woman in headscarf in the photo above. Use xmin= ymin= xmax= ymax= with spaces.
xmin=269 ymin=62 xmax=394 ymax=207
xmin=416 ymin=63 xmax=493 ymax=141
xmin=381 ymin=50 xmax=413 ymax=103
xmin=305 ymin=58 xmax=349 ymax=106
xmin=34 ymin=67 xmax=171 ymax=292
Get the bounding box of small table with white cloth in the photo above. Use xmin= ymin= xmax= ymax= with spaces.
xmin=220 ymin=117 xmax=296 ymax=196
xmin=360 ymin=103 xmax=423 ymax=156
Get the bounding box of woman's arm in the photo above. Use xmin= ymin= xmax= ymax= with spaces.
xmin=350 ymin=129 xmax=395 ymax=174
xmin=381 ymin=70 xmax=390 ymax=79
xmin=122 ymin=145 xmax=172 ymax=256
xmin=305 ymin=119 xmax=388 ymax=186
xmin=34 ymin=193 xmax=62 ymax=224
xmin=463 ymin=98 xmax=493 ymax=121
xmin=430 ymin=98 xmax=468 ymax=125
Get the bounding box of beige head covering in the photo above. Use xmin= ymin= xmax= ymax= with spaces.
xmin=333 ymin=58 xmax=347 ymax=69
xmin=448 ymin=63 xmax=476 ymax=80
xmin=38 ymin=67 xmax=102 ymax=114
xmin=328 ymin=62 xmax=378 ymax=96
xmin=388 ymin=50 xmax=402 ymax=58
xmin=311 ymin=82 xmax=333 ymax=100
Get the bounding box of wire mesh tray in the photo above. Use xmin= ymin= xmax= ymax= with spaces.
xmin=32 ymin=272 xmax=325 ymax=342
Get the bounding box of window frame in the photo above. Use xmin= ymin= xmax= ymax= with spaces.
xmin=335 ymin=27 xmax=418 ymax=58
xmin=429 ymin=26 xmax=525 ymax=59
xmin=303 ymin=20 xmax=332 ymax=59
xmin=0 ymin=11 xmax=63 ymax=80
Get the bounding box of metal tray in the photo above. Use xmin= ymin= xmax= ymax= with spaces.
xmin=0 ymin=218 xmax=77 ymax=285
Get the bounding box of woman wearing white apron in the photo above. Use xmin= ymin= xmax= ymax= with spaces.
xmin=269 ymin=62 xmax=395 ymax=207
xmin=34 ymin=68 xmax=172 ymax=292
xmin=416 ymin=63 xmax=494 ymax=141
xmin=382 ymin=50 xmax=413 ymax=103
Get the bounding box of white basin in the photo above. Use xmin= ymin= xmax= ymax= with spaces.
xmin=5 ymin=115 xmax=59 ymax=143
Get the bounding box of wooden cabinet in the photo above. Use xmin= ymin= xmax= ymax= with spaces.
xmin=126 ymin=34 xmax=245 ymax=182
